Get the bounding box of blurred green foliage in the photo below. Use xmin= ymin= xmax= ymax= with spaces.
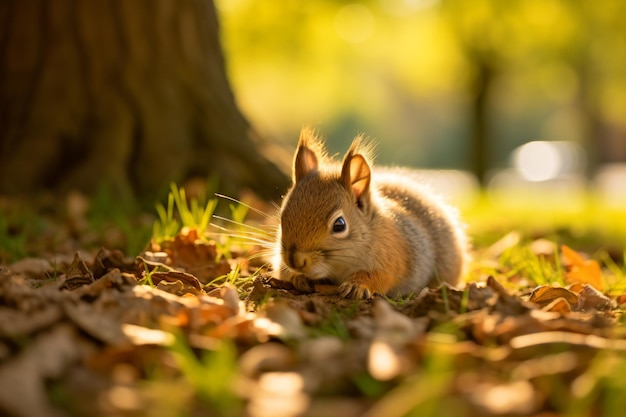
xmin=216 ymin=0 xmax=626 ymax=170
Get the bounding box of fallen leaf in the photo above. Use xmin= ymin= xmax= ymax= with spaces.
xmin=0 ymin=305 xmax=63 ymax=338
xmin=60 ymin=252 xmax=95 ymax=290
xmin=373 ymin=298 xmax=418 ymax=346
xmin=528 ymin=286 xmax=578 ymax=309
xmin=74 ymin=269 xmax=137 ymax=297
xmin=219 ymin=283 xmax=242 ymax=313
xmin=150 ymin=270 xmax=203 ymax=293
xmin=567 ymin=282 xmax=586 ymax=294
xmin=261 ymin=301 xmax=307 ymax=340
xmin=239 ymin=342 xmax=297 ymax=378
xmin=0 ymin=324 xmax=85 ymax=417
xmin=121 ymin=324 xmax=175 ymax=346
xmin=577 ymin=284 xmax=612 ymax=311
xmin=92 ymin=248 xmax=138 ymax=278
xmin=510 ymin=331 xmax=626 ymax=351
xmin=63 ymin=301 xmax=130 ymax=345
xmin=167 ymin=229 xmax=232 ymax=283
xmin=155 ymin=279 xmax=189 ymax=296
xmin=615 ymin=294 xmax=626 ymax=305
xmin=8 ymin=258 xmax=54 ymax=279
xmin=561 ymin=245 xmax=603 ymax=291
xmin=541 ymin=297 xmax=572 ymax=314
xmin=487 ymin=276 xmax=531 ymax=315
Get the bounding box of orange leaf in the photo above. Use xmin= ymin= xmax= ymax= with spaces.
xmin=561 ymin=245 xmax=603 ymax=291
xmin=542 ymin=297 xmax=573 ymax=314
xmin=528 ymin=285 xmax=578 ymax=308
xmin=616 ymin=294 xmax=626 ymax=305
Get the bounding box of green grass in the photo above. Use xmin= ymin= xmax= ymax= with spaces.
xmin=151 ymin=182 xmax=264 ymax=267
xmin=382 ymin=292 xmax=417 ymax=307
xmin=460 ymin=191 xmax=626 ymax=295
xmin=560 ymin=351 xmax=626 ymax=417
xmin=308 ymin=303 xmax=361 ymax=341
xmin=464 ymin=192 xmax=626 ymax=253
xmin=168 ymin=334 xmax=242 ymax=416
xmin=0 ymin=213 xmax=28 ymax=263
xmin=205 ymin=262 xmax=259 ymax=298
xmin=498 ymin=242 xmax=565 ymax=286
xmin=87 ymin=184 xmax=153 ymax=256
xmin=152 ymin=182 xmax=218 ymax=243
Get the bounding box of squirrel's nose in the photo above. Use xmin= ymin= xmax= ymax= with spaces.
xmin=288 ymin=246 xmax=309 ymax=270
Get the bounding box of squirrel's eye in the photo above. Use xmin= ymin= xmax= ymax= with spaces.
xmin=332 ymin=216 xmax=347 ymax=234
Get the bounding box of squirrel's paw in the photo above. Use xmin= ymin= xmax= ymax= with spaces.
xmin=338 ymin=281 xmax=373 ymax=300
xmin=291 ymin=274 xmax=314 ymax=293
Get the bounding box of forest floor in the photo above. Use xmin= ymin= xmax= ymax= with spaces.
xmin=1 ymin=187 xmax=626 ymax=417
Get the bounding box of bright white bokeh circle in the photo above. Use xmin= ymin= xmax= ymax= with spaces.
xmin=514 ymin=141 xmax=562 ymax=182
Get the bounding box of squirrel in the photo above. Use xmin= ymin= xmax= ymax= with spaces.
xmin=273 ymin=128 xmax=469 ymax=299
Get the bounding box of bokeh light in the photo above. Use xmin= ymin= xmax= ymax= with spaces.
xmin=513 ymin=141 xmax=585 ymax=182
xmin=514 ymin=141 xmax=562 ymax=182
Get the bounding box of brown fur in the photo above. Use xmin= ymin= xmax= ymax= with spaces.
xmin=274 ymin=128 xmax=469 ymax=299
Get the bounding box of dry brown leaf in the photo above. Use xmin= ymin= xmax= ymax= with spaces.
xmin=63 ymin=301 xmax=130 ymax=345
xmin=150 ymin=270 xmax=203 ymax=293
xmin=60 ymin=252 xmax=95 ymax=290
xmin=577 ymin=284 xmax=612 ymax=311
xmin=156 ymin=279 xmax=188 ymax=295
xmin=0 ymin=305 xmax=63 ymax=338
xmin=567 ymin=282 xmax=586 ymax=294
xmin=166 ymin=229 xmax=232 ymax=283
xmin=92 ymin=248 xmax=137 ymax=278
xmin=561 ymin=244 xmax=604 ymax=291
xmin=261 ymin=301 xmax=307 ymax=340
xmin=218 ymin=283 xmax=241 ymax=313
xmin=74 ymin=268 xmax=137 ymax=298
xmin=121 ymin=324 xmax=175 ymax=346
xmin=528 ymin=286 xmax=578 ymax=309
xmin=373 ymin=298 xmax=419 ymax=346
xmin=487 ymin=276 xmax=531 ymax=315
xmin=0 ymin=324 xmax=86 ymax=417
xmin=0 ymin=272 xmax=67 ymax=310
xmin=195 ymin=300 xmax=239 ymax=323
xmin=205 ymin=315 xmax=258 ymax=341
xmin=541 ymin=297 xmax=572 ymax=314
xmin=510 ymin=331 xmax=626 ymax=351
xmin=239 ymin=342 xmax=297 ymax=378
xmin=616 ymin=294 xmax=626 ymax=305
xmin=7 ymin=258 xmax=54 ymax=279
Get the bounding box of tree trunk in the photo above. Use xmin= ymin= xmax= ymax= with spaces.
xmin=470 ymin=59 xmax=492 ymax=185
xmin=465 ymin=50 xmax=495 ymax=186
xmin=0 ymin=0 xmax=289 ymax=200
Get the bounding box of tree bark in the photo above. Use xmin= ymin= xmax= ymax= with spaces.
xmin=0 ymin=0 xmax=289 ymax=200
xmin=470 ymin=58 xmax=493 ymax=185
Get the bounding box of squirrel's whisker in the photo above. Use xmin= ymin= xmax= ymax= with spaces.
xmin=214 ymin=193 xmax=275 ymax=219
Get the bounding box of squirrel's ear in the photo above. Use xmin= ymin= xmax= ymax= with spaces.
xmin=293 ymin=129 xmax=320 ymax=183
xmin=341 ymin=152 xmax=371 ymax=203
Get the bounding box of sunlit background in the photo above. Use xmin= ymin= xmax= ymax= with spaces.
xmin=215 ymin=0 xmax=626 ymax=210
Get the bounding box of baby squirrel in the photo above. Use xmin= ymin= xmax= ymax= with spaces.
xmin=274 ymin=128 xmax=469 ymax=299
